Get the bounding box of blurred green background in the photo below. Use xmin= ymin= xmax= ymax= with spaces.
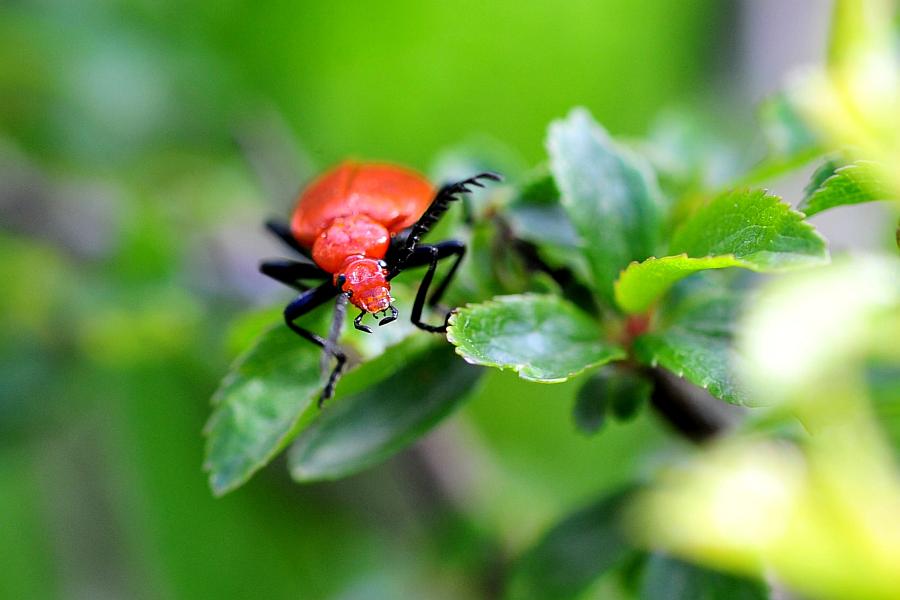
xmin=1 ymin=1 xmax=733 ymax=598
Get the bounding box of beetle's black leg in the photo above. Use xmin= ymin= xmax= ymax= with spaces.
xmin=398 ymin=240 xmax=466 ymax=307
xmin=390 ymin=172 xmax=500 ymax=270
xmin=510 ymin=237 xmax=599 ymax=316
xmin=402 ymin=241 xmax=467 ymax=333
xmin=353 ymin=310 xmax=372 ymax=334
xmin=265 ymin=219 xmax=315 ymax=261
xmin=284 ymin=281 xmax=345 ymax=406
xmin=385 ymin=226 xmax=413 ymax=264
xmin=260 ymin=258 xmax=328 ymax=291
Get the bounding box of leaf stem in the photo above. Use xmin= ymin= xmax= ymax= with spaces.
xmin=645 ymin=367 xmax=741 ymax=442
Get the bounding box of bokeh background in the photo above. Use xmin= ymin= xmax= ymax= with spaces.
xmin=0 ymin=1 xmax=852 ymax=598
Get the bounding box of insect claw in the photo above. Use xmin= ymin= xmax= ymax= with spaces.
xmin=378 ymin=304 xmax=399 ymax=326
xmin=354 ymin=310 xmax=373 ymax=333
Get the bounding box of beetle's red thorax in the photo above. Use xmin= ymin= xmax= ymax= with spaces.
xmin=311 ymin=214 xmax=390 ymax=274
xmin=310 ymin=214 xmax=393 ymax=313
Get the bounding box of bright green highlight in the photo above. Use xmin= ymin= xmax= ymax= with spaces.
xmin=615 ymin=254 xmax=742 ymax=314
xmin=615 ymin=189 xmax=828 ymax=314
xmin=799 ymin=160 xmax=893 ymax=216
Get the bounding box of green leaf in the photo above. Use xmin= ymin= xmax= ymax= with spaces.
xmin=573 ymin=381 xmax=606 ymax=434
xmin=506 ymin=175 xmax=578 ymax=249
xmin=804 ymin=155 xmax=843 ymax=198
xmin=505 ymin=487 xmax=635 ymax=600
xmin=204 ymin=324 xmax=326 ymax=496
xmin=447 ymin=294 xmax=626 ymax=382
xmin=799 ymin=160 xmax=893 ymax=217
xmin=639 ymin=113 xmax=743 ymax=197
xmin=517 ymin=171 xmax=561 ymax=205
xmin=205 ymin=305 xmax=438 ymax=494
xmin=288 ymin=342 xmax=482 ymax=481
xmin=614 ymin=189 xmax=828 ymax=313
xmin=671 ymin=188 xmax=828 ymax=269
xmin=505 ymin=204 xmax=578 ymax=248
xmin=615 ymin=255 xmax=742 ymax=314
xmin=574 ymin=366 xmax=652 ymax=434
xmin=633 ymin=284 xmax=749 ymax=405
xmin=547 ymin=108 xmax=662 ymax=303
xmin=640 ymin=555 xmax=769 ymax=600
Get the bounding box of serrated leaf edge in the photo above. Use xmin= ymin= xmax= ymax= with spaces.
xmin=613 ymin=253 xmax=744 ymax=314
xmin=202 ymin=324 xmax=325 ymax=496
xmin=799 ymin=160 xmax=889 ymax=216
xmin=446 ymin=294 xmax=625 ymax=383
xmin=634 ymin=336 xmax=748 ymax=406
xmin=670 ymin=188 xmax=830 ymax=268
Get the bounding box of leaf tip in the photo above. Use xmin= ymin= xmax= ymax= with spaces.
xmin=208 ymin=473 xmax=235 ymax=498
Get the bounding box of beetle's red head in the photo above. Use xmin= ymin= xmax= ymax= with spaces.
xmin=336 ymin=257 xmax=393 ymax=314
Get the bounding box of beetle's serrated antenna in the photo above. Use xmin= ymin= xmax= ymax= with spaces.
xmin=392 ymin=172 xmax=502 ymax=272
xmin=321 ymin=294 xmax=347 ymax=375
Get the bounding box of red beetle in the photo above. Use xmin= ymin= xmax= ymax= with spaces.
xmin=261 ymin=161 xmax=500 ymax=404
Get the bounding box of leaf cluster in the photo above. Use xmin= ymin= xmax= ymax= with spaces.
xmin=205 ymin=99 xmax=894 ymax=598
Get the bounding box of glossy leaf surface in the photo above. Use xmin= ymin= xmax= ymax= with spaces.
xmin=548 ymin=108 xmax=662 ymax=303
xmin=448 ymin=294 xmax=626 ymax=382
xmin=289 ymin=343 xmax=482 ymax=481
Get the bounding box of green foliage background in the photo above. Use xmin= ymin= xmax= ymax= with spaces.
xmin=0 ymin=1 xmax=763 ymax=598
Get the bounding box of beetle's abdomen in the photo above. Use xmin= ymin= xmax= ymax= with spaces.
xmin=290 ymin=162 xmax=434 ymax=246
xmin=311 ymin=215 xmax=390 ymax=274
